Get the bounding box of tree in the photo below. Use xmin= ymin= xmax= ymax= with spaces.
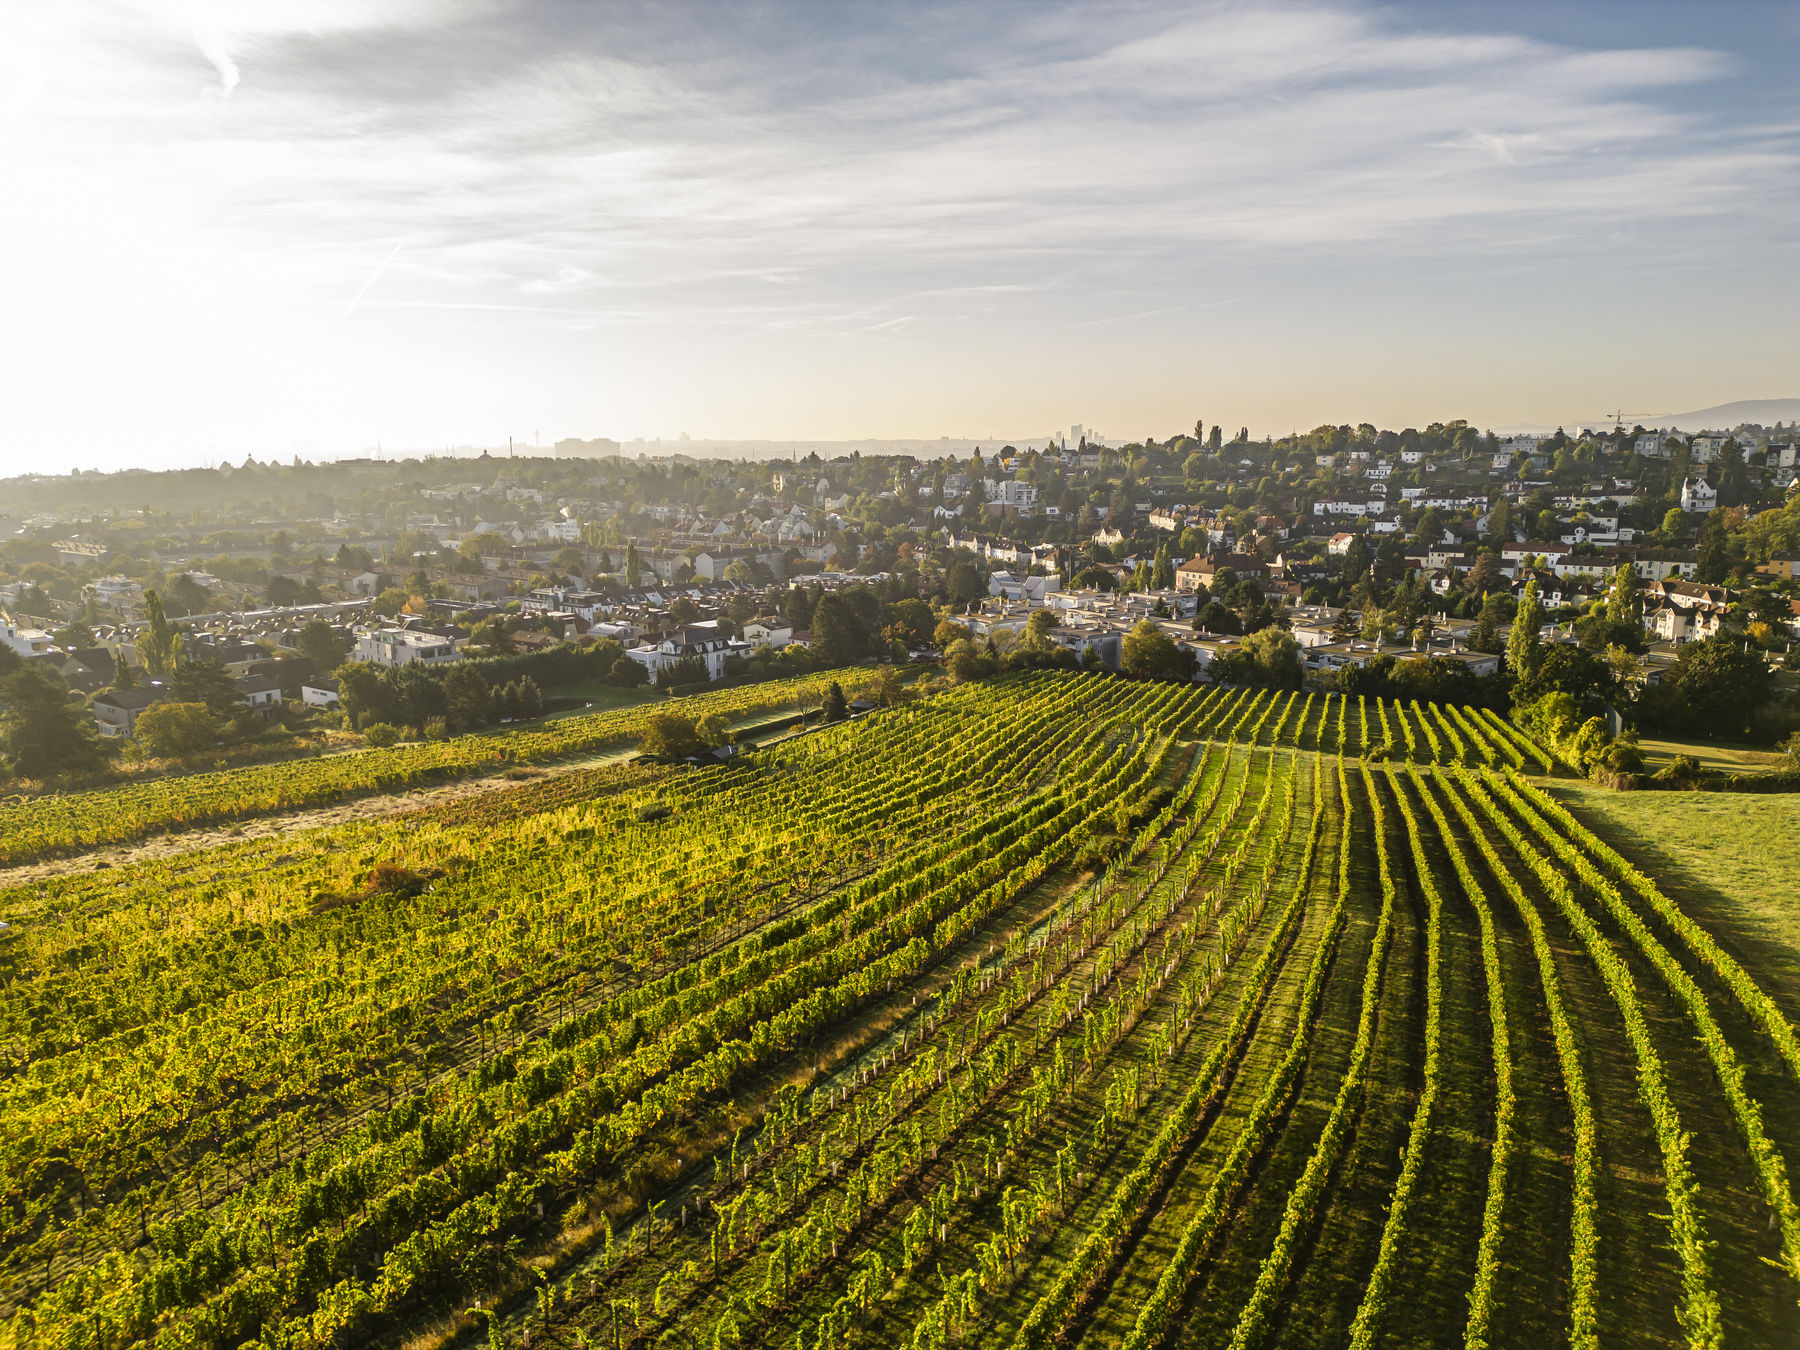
xmin=296 ymin=619 xmax=344 ymax=673
xmin=1508 ymin=579 xmax=1543 ymax=679
xmin=1195 ymin=600 xmax=1242 ymax=636
xmin=372 ymin=587 xmax=410 ymax=618
xmin=1515 ymin=643 xmax=1612 ymax=718
xmin=610 ymin=655 xmax=648 ymax=687
xmin=1240 ymin=627 xmax=1302 ymax=687
xmin=669 ymin=597 xmax=701 ymax=627
xmin=945 ymin=638 xmax=983 ymax=683
xmin=135 ymin=701 xmax=216 ymax=758
xmin=1 ymin=664 xmax=101 ymax=778
xmin=54 ymin=619 xmax=95 ymax=650
xmin=444 ymin=665 xmax=493 ymax=730
xmin=860 ymin=665 xmax=907 ymax=707
xmin=1661 ymin=507 xmax=1688 ymax=538
xmin=625 ymin=542 xmax=642 ymax=586
xmin=1463 ymin=552 xmax=1502 ymax=598
xmin=334 ymin=661 xmax=395 ymax=729
xmin=640 ymin=712 xmax=702 ymax=761
xmin=695 ymin=712 xmax=732 ymax=748
xmin=468 ymin=618 xmax=515 ymax=656
xmin=932 ymin=618 xmax=970 ymax=648
xmin=809 ymin=594 xmax=865 ymax=666
xmin=883 ymin=598 xmax=934 ymax=647
xmin=1605 ymin=563 xmax=1643 ymax=625
xmin=1471 ymin=593 xmax=1507 ymax=653
xmin=1121 ymin=620 xmax=1193 ymax=681
xmin=1694 ymin=515 xmax=1730 ymax=585
xmin=1151 ymin=543 xmax=1174 ymax=591
xmin=945 ymin=560 xmax=985 ymax=608
xmin=139 ymin=589 xmax=182 ymax=679
xmin=821 ymin=681 xmax=850 ymax=722
xmin=171 ymin=660 xmax=242 ymax=718
xmin=1670 ymin=635 xmax=1772 ymax=737
xmin=1070 ymin=566 xmax=1115 ymax=592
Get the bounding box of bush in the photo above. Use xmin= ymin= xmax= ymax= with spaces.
xmin=423 ymin=716 xmax=449 ymax=741
xmin=363 ymin=722 xmax=400 ymax=748
xmin=135 ymin=701 xmax=215 ymax=758
xmin=1652 ymin=753 xmax=1701 ymax=788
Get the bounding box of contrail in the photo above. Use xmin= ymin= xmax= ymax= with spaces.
xmin=340 ymin=240 xmax=407 ymax=320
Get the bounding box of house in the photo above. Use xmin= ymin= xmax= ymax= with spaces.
xmin=0 ymin=617 xmax=55 ymax=658
xmin=1763 ymin=553 xmax=1799 ymax=582
xmin=741 ymin=620 xmax=794 ymax=649
xmin=1042 ymin=625 xmax=1122 ymax=669
xmin=354 ymin=629 xmax=460 ymax=667
xmin=988 ymin=572 xmax=1062 ymax=603
xmin=1680 ymin=478 xmax=1717 ymax=514
xmin=624 ymin=626 xmax=748 ymax=682
xmin=236 ymin=673 xmax=283 ymax=717
xmin=1627 ymin=548 xmax=1697 ymax=582
xmin=92 ymin=685 xmax=166 ymax=738
xmin=301 ymin=676 xmax=341 ymax=710
xmin=990 ymin=480 xmax=1038 ymax=511
xmin=1326 ymin=532 xmax=1356 ymax=557
xmin=1647 ymin=579 xmax=1733 ymax=644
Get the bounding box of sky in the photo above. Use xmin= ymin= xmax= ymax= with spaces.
xmin=3 ymin=0 xmax=1797 ymax=473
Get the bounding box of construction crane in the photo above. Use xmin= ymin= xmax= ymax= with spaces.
xmin=1599 ymin=409 xmax=1655 ymax=432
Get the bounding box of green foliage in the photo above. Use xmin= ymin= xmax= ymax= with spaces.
xmin=363 ymin=722 xmax=401 ymax=748
xmin=139 ymin=589 xmax=183 ymax=679
xmin=135 ymin=701 xmax=216 ymax=758
xmin=1121 ymin=620 xmax=1193 ymax=681
xmin=170 ymin=659 xmax=242 ymax=718
xmin=641 ymin=711 xmax=705 ymax=761
xmin=1 ymin=663 xmax=102 ymax=778
xmin=1506 ymin=579 xmax=1542 ymax=679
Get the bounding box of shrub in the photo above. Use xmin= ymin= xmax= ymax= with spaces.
xmin=363 ymin=722 xmax=400 ymax=748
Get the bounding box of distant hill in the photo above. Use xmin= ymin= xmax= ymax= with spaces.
xmin=1645 ymin=398 xmax=1800 ymax=431
xmin=1496 ymin=397 xmax=1800 ymax=436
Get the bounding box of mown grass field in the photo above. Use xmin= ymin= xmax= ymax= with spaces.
xmin=1 ymin=674 xmax=1796 ymax=1350
xmin=1635 ymin=736 xmax=1788 ymax=774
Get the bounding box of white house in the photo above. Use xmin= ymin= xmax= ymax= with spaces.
xmin=236 ymin=674 xmax=283 ymax=717
xmin=989 ymin=479 xmax=1039 ymax=510
xmin=0 ymin=617 xmax=55 ymax=657
xmin=1679 ymin=478 xmax=1717 ymax=514
xmin=741 ymin=620 xmax=795 ymax=649
xmin=625 ymin=626 xmax=748 ymax=682
xmin=301 ymin=677 xmax=341 ymax=710
xmin=988 ymin=572 xmax=1062 ymax=603
xmin=355 ymin=629 xmax=460 ymax=667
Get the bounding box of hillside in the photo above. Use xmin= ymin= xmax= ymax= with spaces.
xmin=1 ymin=674 xmax=1796 ymax=1350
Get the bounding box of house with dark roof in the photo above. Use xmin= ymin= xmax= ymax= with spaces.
xmin=92 ymin=685 xmax=167 ymax=738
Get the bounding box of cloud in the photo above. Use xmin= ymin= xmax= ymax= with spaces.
xmin=191 ymin=24 xmax=238 ymax=94
xmin=5 ymin=0 xmax=1796 ymax=465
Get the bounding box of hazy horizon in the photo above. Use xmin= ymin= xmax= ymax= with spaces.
xmin=7 ymin=0 xmax=1797 ymax=474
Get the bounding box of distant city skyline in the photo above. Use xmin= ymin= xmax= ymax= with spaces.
xmin=5 ymin=1 xmax=1797 ymax=475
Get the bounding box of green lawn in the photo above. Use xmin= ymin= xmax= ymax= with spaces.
xmin=1634 ymin=735 xmax=1786 ymax=774
xmin=542 ymin=680 xmax=658 ymax=718
xmin=1552 ymin=783 xmax=1800 ymax=1011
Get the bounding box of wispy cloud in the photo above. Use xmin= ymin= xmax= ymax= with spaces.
xmin=4 ymin=1 xmax=1796 ymax=463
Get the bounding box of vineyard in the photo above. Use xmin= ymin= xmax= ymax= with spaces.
xmin=2 ymin=671 xmax=1796 ymax=1349
xmin=0 ymin=670 xmax=857 ymax=866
